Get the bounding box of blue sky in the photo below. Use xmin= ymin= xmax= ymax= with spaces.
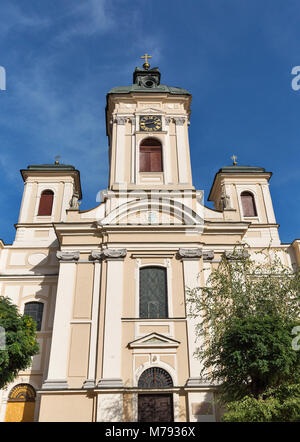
xmin=0 ymin=0 xmax=299 ymax=244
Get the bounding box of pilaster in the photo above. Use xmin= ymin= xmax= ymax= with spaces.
xmin=163 ymin=116 xmax=172 ymax=184
xmin=98 ymin=248 xmax=127 ymax=389
xmin=178 ymin=248 xmax=204 ymax=386
xmin=42 ymin=251 xmax=79 ymax=390
xmin=114 ymin=116 xmax=127 ymax=184
xmin=174 ymin=117 xmax=189 ymax=184
xmin=130 ymin=116 xmax=136 ymax=184
xmin=19 ymin=182 xmax=34 ymax=223
xmin=83 ymin=250 xmax=102 ymax=389
xmin=261 ymin=183 xmax=276 ymax=223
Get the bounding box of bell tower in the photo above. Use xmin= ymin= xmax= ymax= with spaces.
xmin=105 ymin=55 xmax=194 ymax=191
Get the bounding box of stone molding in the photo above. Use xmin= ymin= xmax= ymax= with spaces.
xmin=83 ymin=379 xmax=96 ymax=389
xmin=102 ymin=248 xmax=127 ymax=259
xmin=90 ymin=248 xmax=127 ymax=261
xmin=185 ymin=377 xmax=220 ymax=387
xmin=185 ymin=377 xmax=208 ymax=387
xmin=42 ymin=379 xmax=69 ymax=390
xmin=178 ymin=248 xmax=202 ymax=259
xmin=114 ymin=116 xmax=128 ymax=125
xmin=97 ymin=378 xmax=124 ymax=388
xmin=203 ymin=250 xmax=214 ymax=261
xmin=173 ymin=117 xmax=186 ymax=126
xmin=90 ymin=250 xmax=103 ymax=261
xmin=225 ymin=250 xmax=249 ymax=260
xmin=56 ymin=251 xmax=80 ymax=261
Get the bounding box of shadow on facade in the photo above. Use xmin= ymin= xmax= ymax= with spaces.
xmin=2 ymin=245 xmax=60 ymax=421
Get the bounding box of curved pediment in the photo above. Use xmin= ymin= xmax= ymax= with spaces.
xmin=98 ymin=197 xmax=204 ymax=227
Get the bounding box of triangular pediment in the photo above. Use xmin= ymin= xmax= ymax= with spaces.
xmin=139 ymin=107 xmax=165 ymax=114
xmin=128 ymin=332 xmax=180 ymax=348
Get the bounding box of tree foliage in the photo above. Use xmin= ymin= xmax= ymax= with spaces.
xmin=0 ymin=296 xmax=39 ymax=389
xmin=213 ymin=313 xmax=300 ymax=400
xmin=187 ymin=249 xmax=300 ymax=402
xmin=222 ymin=384 xmax=300 ymax=422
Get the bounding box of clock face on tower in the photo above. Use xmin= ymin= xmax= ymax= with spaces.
xmin=140 ymin=115 xmax=162 ymax=132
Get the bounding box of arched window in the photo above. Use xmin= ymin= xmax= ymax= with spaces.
xmin=241 ymin=191 xmax=257 ymax=217
xmin=139 ymin=266 xmax=168 ymax=318
xmin=24 ymin=302 xmax=44 ymax=331
xmin=37 ymin=190 xmax=54 ymax=216
xmin=140 ymin=138 xmax=163 ymax=172
xmin=138 ymin=367 xmax=173 ymax=389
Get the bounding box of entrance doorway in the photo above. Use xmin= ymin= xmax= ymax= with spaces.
xmin=5 ymin=384 xmax=36 ymax=422
xmin=138 ymin=394 xmax=173 ymax=422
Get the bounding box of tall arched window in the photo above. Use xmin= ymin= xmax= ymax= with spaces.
xmin=37 ymin=190 xmax=54 ymax=216
xmin=140 ymin=138 xmax=163 ymax=172
xmin=24 ymin=302 xmax=44 ymax=331
xmin=241 ymin=191 xmax=257 ymax=217
xmin=139 ymin=266 xmax=168 ymax=318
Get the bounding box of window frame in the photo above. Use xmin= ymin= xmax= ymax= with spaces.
xmin=138 ymin=367 xmax=173 ymax=389
xmin=37 ymin=189 xmax=54 ymax=217
xmin=24 ymin=301 xmax=44 ymax=331
xmin=139 ymin=138 xmax=163 ymax=173
xmin=240 ymin=191 xmax=258 ymax=218
xmin=138 ymin=265 xmax=169 ymax=319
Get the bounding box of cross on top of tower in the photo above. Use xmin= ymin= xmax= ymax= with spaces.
xmin=141 ymin=53 xmax=152 ymax=70
xmin=231 ymin=155 xmax=237 ymax=166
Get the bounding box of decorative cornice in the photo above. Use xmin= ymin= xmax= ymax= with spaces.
xmin=114 ymin=116 xmax=128 ymax=125
xmin=225 ymin=250 xmax=249 ymax=260
xmin=90 ymin=248 xmax=127 ymax=260
xmin=102 ymin=248 xmax=127 ymax=259
xmin=173 ymin=117 xmax=186 ymax=126
xmin=90 ymin=250 xmax=102 ymax=261
xmin=56 ymin=251 xmax=80 ymax=261
xmin=203 ymin=250 xmax=214 ymax=261
xmin=178 ymin=248 xmax=202 ymax=259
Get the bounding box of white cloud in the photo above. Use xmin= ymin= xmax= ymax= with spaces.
xmin=0 ymin=0 xmax=164 ymax=194
xmin=0 ymin=2 xmax=50 ymax=36
xmin=0 ymin=54 xmax=108 ymax=191
xmin=58 ymin=0 xmax=115 ymax=40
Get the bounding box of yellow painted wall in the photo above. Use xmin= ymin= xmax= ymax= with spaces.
xmin=5 ymin=402 xmax=35 ymax=422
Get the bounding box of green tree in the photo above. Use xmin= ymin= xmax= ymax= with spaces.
xmin=0 ymin=296 xmax=39 ymax=389
xmin=222 ymin=384 xmax=300 ymax=422
xmin=187 ymin=249 xmax=300 ymax=403
xmin=213 ymin=313 xmax=300 ymax=400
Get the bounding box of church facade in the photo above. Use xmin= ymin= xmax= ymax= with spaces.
xmin=0 ymin=59 xmax=299 ymax=422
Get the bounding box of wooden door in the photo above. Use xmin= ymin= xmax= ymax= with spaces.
xmin=5 ymin=384 xmax=36 ymax=422
xmin=138 ymin=394 xmax=173 ymax=422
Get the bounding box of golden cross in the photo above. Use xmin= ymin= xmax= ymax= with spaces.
xmin=231 ymin=155 xmax=237 ymax=166
xmin=55 ymin=155 xmax=61 ymax=165
xmin=141 ymin=53 xmax=152 ymax=70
